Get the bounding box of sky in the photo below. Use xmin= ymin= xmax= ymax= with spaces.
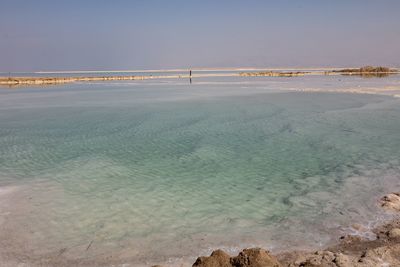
xmin=0 ymin=0 xmax=399 ymax=72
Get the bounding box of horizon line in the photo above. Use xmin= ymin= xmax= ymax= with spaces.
xmin=2 ymin=65 xmax=399 ymax=74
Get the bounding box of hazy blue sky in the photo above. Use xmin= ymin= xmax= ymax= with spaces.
xmin=1 ymin=0 xmax=399 ymax=72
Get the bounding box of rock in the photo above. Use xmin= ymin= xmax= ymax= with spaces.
xmin=333 ymin=253 xmax=352 ymax=267
xmin=191 ymin=211 xmax=400 ymax=267
xmin=357 ymin=244 xmax=400 ymax=266
xmin=231 ymin=248 xmax=281 ymax=267
xmin=339 ymin=235 xmax=363 ymax=245
xmin=297 ymin=251 xmax=336 ymax=267
xmin=388 ymin=228 xmax=400 ymax=238
xmin=193 ymin=248 xmax=281 ymax=267
xmin=193 ymin=249 xmax=232 ymax=267
xmin=380 ymin=193 xmax=400 ymax=212
xmin=291 ymin=251 xmax=354 ymax=267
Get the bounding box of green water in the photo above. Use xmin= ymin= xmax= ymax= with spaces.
xmin=1 ymin=77 xmax=400 ymax=266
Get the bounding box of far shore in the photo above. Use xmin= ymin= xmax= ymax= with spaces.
xmin=1 ymin=66 xmax=399 ymax=87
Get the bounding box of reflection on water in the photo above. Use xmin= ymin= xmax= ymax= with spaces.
xmin=1 ymin=77 xmax=400 ymax=266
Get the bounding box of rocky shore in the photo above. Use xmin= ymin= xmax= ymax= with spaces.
xmin=324 ymin=66 xmax=400 ymax=77
xmin=1 ymin=67 xmax=399 ymax=87
xmin=0 ymin=71 xmax=310 ymax=87
xmin=239 ymin=71 xmax=310 ymax=77
xmin=162 ymin=193 xmax=400 ymax=267
xmin=0 ymin=75 xmax=150 ymax=86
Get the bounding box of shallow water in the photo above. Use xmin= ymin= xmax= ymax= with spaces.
xmin=1 ymin=76 xmax=400 ymax=266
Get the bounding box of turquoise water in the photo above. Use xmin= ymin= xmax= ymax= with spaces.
xmin=1 ymin=77 xmax=400 ymax=266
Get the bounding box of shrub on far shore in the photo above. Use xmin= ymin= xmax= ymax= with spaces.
xmin=337 ymin=66 xmax=392 ymax=73
xmin=329 ymin=66 xmax=398 ymax=77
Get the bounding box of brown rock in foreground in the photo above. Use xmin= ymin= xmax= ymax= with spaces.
xmin=380 ymin=192 xmax=400 ymax=212
xmin=192 ymin=220 xmax=400 ymax=267
xmin=193 ymin=250 xmax=232 ymax=267
xmin=193 ymin=248 xmax=281 ymax=267
xmin=280 ymin=193 xmax=400 ymax=266
xmin=388 ymin=228 xmax=400 ymax=238
xmin=191 ymin=193 xmax=400 ymax=267
xmin=232 ymin=248 xmax=281 ymax=267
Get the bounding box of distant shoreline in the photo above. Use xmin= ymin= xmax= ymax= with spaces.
xmin=1 ymin=66 xmax=399 ymax=74
xmin=2 ymin=67 xmax=392 ymax=74
xmin=1 ymin=66 xmax=399 ymax=87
